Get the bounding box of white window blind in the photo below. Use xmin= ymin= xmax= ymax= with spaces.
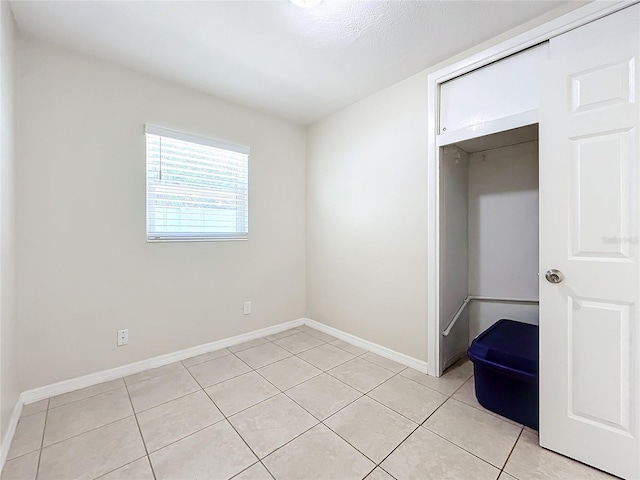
xmin=145 ymin=125 xmax=249 ymax=242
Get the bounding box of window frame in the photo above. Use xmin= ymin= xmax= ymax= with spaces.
xmin=144 ymin=124 xmax=250 ymax=243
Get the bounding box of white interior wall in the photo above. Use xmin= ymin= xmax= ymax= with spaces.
xmin=306 ymin=71 xmax=430 ymax=361
xmin=305 ymin=4 xmax=577 ymax=365
xmin=0 ymin=1 xmax=18 ymax=440
xmin=15 ymin=38 xmax=307 ymax=391
xmin=440 ymin=145 xmax=470 ymax=368
xmin=467 ymin=140 xmax=539 ymax=339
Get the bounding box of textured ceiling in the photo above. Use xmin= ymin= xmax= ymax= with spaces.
xmin=10 ymin=0 xmax=573 ymax=124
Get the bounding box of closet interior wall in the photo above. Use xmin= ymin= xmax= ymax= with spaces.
xmin=440 ymin=127 xmax=540 ymax=368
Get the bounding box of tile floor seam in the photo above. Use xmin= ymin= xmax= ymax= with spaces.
xmin=33 ymin=399 xmax=50 ymax=480
xmin=359 ymin=367 xmax=422 ymax=419
xmin=228 ymin=460 xmax=276 ymax=480
xmin=229 ymin=341 xmax=271 ymax=354
xmin=181 ymin=364 xmax=269 ymax=470
xmin=19 ymin=399 xmax=50 ymax=420
xmin=124 ymin=380 xmax=158 ymax=480
xmin=294 ymin=348 xmax=358 ymax=373
xmin=275 ymin=341 xmax=330 ymax=356
xmin=328 ymin=414 xmax=422 ymax=467
xmin=223 ymin=416 xmax=263 ymax=459
xmin=227 ymin=460 xmax=258 ymax=480
xmin=289 ymin=351 xmax=330 ymax=372
xmin=30 ymin=413 xmax=139 ymax=456
xmin=400 ymin=368 xmax=473 ymax=398
xmin=415 ymin=371 xmax=522 ymax=471
xmin=255 ymin=353 xmax=325 ymax=386
xmin=413 ymin=368 xmax=475 ymax=429
xmin=251 ymin=421 xmax=321 ymax=461
xmin=124 ymin=364 xmax=188 ymax=388
xmin=230 ymin=349 xmax=294 ymax=371
xmin=330 ymin=342 xmax=369 ymax=357
xmin=91 ymin=455 xmax=148 ymax=480
xmin=186 ymin=353 xmax=254 ymax=390
xmin=323 ymin=362 xmax=402 ymax=396
xmin=378 ymin=377 xmax=522 ymax=476
xmin=358 ymin=354 xmax=409 ymax=374
xmin=420 ymin=397 xmax=524 ymax=471
xmin=219 ymin=364 xmax=331 ymax=463
xmin=499 ymin=426 xmax=525 ymax=476
xmin=420 ymin=423 xmax=506 ymax=472
xmin=48 ymin=380 xmax=126 ymax=410
xmin=277 ymin=370 xmax=325 ymax=392
xmin=258 ymin=459 xmax=276 ymax=479
xmin=371 ymin=422 xmax=422 ymax=468
xmin=206 ymin=365 xmax=284 ymax=418
xmin=361 ymin=465 xmax=378 ymax=480
xmin=251 ymin=363 xmax=366 ymax=425
xmin=129 ymin=387 xmax=206 ymax=415
xmin=363 ymin=391 xmax=423 ymax=426
xmin=142 ymin=417 xmax=227 ymax=456
xmin=205 ymin=387 xmax=281 ymax=420
xmin=378 ymin=465 xmax=400 ymax=480
xmin=180 ymin=349 xmax=232 ymax=368
xmin=318 ymin=394 xmax=418 ymax=467
xmin=1 ymin=448 xmax=37 ymax=464
xmin=283 ymin=382 xmax=358 ymax=423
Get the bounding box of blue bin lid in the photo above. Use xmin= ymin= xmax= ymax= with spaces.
xmin=468 ymin=319 xmax=538 ymax=378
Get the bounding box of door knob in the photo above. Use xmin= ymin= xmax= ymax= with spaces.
xmin=545 ymin=269 xmax=564 ymax=284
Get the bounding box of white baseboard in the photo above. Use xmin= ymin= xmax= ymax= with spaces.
xmin=2 ymin=316 xmax=428 ymax=472
xmin=20 ymin=318 xmax=304 ymax=406
xmin=1 ymin=397 xmax=23 ymax=470
xmin=303 ymin=318 xmax=429 ymax=374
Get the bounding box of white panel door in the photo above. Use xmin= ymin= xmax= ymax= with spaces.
xmin=539 ymin=5 xmax=640 ymax=479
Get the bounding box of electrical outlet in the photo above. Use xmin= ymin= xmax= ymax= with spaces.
xmin=243 ymin=301 xmax=252 ymax=315
xmin=117 ymin=329 xmax=129 ymax=347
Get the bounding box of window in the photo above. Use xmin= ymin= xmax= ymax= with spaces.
xmin=145 ymin=125 xmax=249 ymax=242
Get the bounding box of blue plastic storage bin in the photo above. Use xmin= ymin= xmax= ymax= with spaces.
xmin=467 ymin=319 xmax=539 ymax=429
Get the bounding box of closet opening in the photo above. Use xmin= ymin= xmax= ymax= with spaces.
xmin=439 ymin=124 xmax=540 ymax=371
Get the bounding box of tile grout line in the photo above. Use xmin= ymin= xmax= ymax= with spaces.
xmin=21 ymin=414 xmax=139 ymax=454
xmin=92 ymin=455 xmax=149 ymax=480
xmin=128 ymin=387 xmax=201 ymax=415
xmin=377 ymin=464 xmax=400 ymax=480
xmin=499 ymin=425 xmax=525 ymax=477
xmin=33 ymin=398 xmax=50 ymax=480
xmin=188 ymin=350 xmax=319 ymax=478
xmin=361 ymin=465 xmax=379 ymax=480
xmin=46 ymin=379 xmax=125 ymax=411
xmin=181 ymin=357 xmax=277 ymax=478
xmin=228 ymin=460 xmax=276 ymax=480
xmin=227 ymin=347 xmax=385 ymax=472
xmin=415 ymin=367 xmax=525 ymax=472
xmin=124 ymin=379 xmax=158 ymax=480
xmin=358 ymin=363 xmax=508 ymax=476
xmin=180 ymin=349 xmax=234 ymax=368
xmin=420 ymin=423 xmax=509 ymax=472
xmin=318 ymin=367 xmax=421 ymax=467
xmin=370 ymin=421 xmax=423 ymax=471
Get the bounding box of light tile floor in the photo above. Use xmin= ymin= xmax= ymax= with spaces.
xmin=1 ymin=326 xmax=616 ymax=480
